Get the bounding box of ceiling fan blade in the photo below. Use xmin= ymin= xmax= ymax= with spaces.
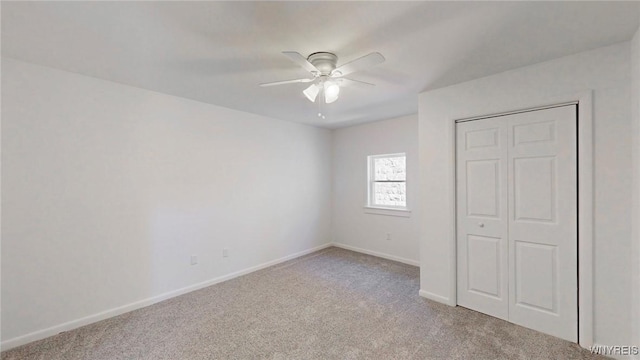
xmin=331 ymin=52 xmax=385 ymax=77
xmin=259 ymin=78 xmax=314 ymax=87
xmin=282 ymin=51 xmax=320 ymax=74
xmin=337 ymin=78 xmax=375 ymax=87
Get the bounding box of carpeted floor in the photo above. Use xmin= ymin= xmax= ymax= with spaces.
xmin=2 ymin=247 xmax=603 ymax=360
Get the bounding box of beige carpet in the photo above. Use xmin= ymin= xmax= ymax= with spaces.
xmin=2 ymin=247 xmax=603 ymax=359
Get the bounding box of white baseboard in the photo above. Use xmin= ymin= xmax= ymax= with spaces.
xmin=419 ymin=289 xmax=454 ymax=306
xmin=331 ymin=242 xmax=420 ymax=267
xmin=1 ymin=243 xmax=333 ymax=351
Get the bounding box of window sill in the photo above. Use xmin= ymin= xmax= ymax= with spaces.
xmin=363 ymin=206 xmax=412 ymax=217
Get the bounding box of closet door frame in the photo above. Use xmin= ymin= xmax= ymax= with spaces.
xmin=450 ymin=91 xmax=594 ymax=348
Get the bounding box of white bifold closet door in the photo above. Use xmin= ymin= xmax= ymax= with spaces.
xmin=456 ymin=105 xmax=577 ymax=342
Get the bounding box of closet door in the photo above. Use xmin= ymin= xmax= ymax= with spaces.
xmin=456 ymin=105 xmax=578 ymax=342
xmin=456 ymin=117 xmax=509 ymax=320
xmin=507 ymin=106 xmax=577 ymax=342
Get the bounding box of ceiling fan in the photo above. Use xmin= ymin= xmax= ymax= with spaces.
xmin=259 ymin=51 xmax=385 ymax=104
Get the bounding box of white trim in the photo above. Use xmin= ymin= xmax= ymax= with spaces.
xmin=363 ymin=206 xmax=412 ymax=217
xmin=419 ymin=289 xmax=453 ymax=305
xmin=448 ymin=119 xmax=457 ymax=306
xmin=576 ymin=91 xmax=594 ymax=348
xmin=332 ymin=242 xmax=419 ymax=266
xmin=450 ymin=91 xmax=594 ymax=348
xmin=1 ymin=243 xmax=333 ymax=351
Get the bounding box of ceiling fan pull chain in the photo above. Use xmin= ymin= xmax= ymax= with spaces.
xmin=317 ymin=93 xmax=326 ymax=120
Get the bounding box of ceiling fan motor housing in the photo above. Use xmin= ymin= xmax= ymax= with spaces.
xmin=307 ymin=52 xmax=338 ymax=75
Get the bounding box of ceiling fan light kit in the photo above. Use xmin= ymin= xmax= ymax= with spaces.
xmin=323 ymin=81 xmax=340 ymax=103
xmin=260 ymin=50 xmax=385 ymax=108
xmin=303 ymin=83 xmax=320 ymax=102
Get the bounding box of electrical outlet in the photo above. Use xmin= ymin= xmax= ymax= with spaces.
xmin=223 ymin=248 xmax=229 ymax=258
xmin=190 ymin=255 xmax=198 ymax=265
xmin=386 ymin=233 xmax=391 ymax=241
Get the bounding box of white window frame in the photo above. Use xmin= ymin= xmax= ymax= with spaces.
xmin=365 ymin=153 xmax=411 ymax=217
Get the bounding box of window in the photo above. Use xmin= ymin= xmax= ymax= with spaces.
xmin=367 ymin=153 xmax=407 ymax=209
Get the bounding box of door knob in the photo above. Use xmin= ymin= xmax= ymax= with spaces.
xmin=478 ymin=223 xmax=485 ymax=228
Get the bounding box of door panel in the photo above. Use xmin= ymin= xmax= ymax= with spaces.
xmin=513 ymin=156 xmax=556 ymax=223
xmin=465 ymin=128 xmax=499 ymax=150
xmin=513 ymin=120 xmax=556 ymax=145
xmin=467 ymin=235 xmax=502 ymax=298
xmin=508 ymin=105 xmax=577 ymax=342
xmin=514 ymin=241 xmax=557 ymax=313
xmin=466 ymin=160 xmax=500 ymax=218
xmin=456 ymin=105 xmax=577 ymax=342
xmin=456 ymin=118 xmax=509 ymax=320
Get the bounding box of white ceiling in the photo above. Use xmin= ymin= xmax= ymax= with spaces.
xmin=2 ymin=1 xmax=639 ymax=129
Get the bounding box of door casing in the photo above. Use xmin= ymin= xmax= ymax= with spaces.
xmin=450 ymin=92 xmax=594 ymax=348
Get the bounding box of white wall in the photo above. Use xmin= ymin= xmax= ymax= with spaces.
xmin=631 ymin=25 xmax=640 ymax=357
xmin=418 ymin=42 xmax=633 ymax=347
xmin=1 ymin=58 xmax=332 ymax=348
xmin=332 ymin=115 xmax=419 ymax=265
